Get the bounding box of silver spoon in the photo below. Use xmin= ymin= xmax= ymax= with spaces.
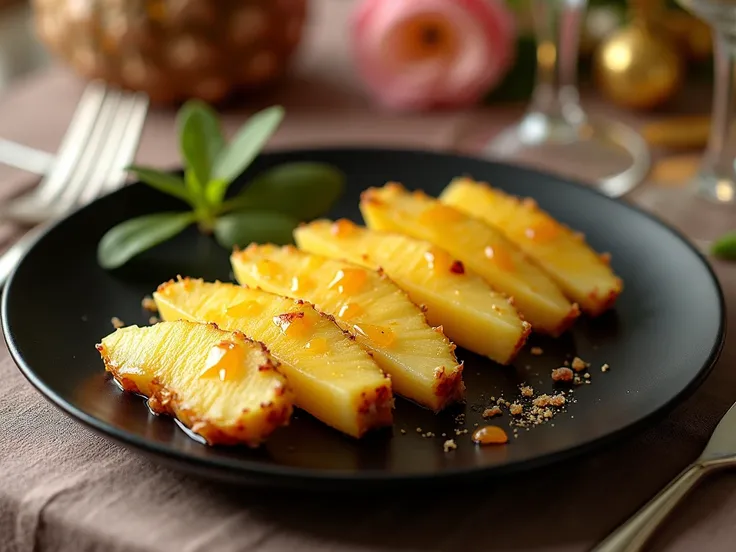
xmin=593 ymin=401 xmax=736 ymax=551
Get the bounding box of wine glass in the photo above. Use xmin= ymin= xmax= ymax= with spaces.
xmin=480 ymin=0 xmax=651 ymax=197
xmin=636 ymin=0 xmax=736 ymax=247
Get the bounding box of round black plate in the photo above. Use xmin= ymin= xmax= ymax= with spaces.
xmin=2 ymin=148 xmax=725 ymax=490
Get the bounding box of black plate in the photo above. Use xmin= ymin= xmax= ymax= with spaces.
xmin=2 ymin=148 xmax=725 ymax=490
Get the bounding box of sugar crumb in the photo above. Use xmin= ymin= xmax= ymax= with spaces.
xmin=530 ymin=346 xmax=544 ymax=356
xmin=601 ymin=363 xmax=610 ymax=372
xmin=571 ymin=356 xmax=589 ymax=372
xmin=483 ymin=406 xmax=502 ymax=418
xmin=510 ymin=403 xmax=523 ymax=416
xmin=111 ymin=317 xmax=125 ymax=329
xmin=141 ymin=296 xmax=158 ymax=312
xmin=521 ymin=385 xmax=534 ymax=397
xmin=552 ymin=367 xmax=574 ymax=382
xmin=443 ymin=439 xmax=457 ymax=452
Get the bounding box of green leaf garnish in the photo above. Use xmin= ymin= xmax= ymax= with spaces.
xmin=214 ymin=212 xmax=298 ymax=250
xmin=221 ymin=162 xmax=345 ymax=219
xmin=97 ymin=212 xmax=196 ymax=269
xmin=177 ymin=100 xmax=225 ymax=190
xmin=126 ymin=166 xmax=194 ymax=207
xmin=212 ymin=105 xmax=284 ymax=188
xmin=711 ymin=231 xmax=736 ymax=260
xmin=98 ymin=103 xmax=342 ymax=269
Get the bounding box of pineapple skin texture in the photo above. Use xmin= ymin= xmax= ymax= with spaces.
xmin=440 ymin=178 xmax=623 ymax=317
xmin=294 ymin=221 xmax=531 ymax=365
xmin=231 ymin=244 xmax=465 ymax=411
xmin=153 ymin=278 xmax=393 ymax=438
xmin=97 ymin=320 xmax=293 ymax=447
xmin=359 ymin=183 xmax=580 ymax=337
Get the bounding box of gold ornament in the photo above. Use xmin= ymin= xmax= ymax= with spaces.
xmin=594 ymin=1 xmax=683 ymax=110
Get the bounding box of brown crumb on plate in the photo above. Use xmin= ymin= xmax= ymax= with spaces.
xmin=521 ymin=385 xmax=534 ymax=397
xmin=483 ymin=406 xmax=502 ymax=418
xmin=530 ymin=346 xmax=543 ymax=356
xmin=552 ymin=367 xmax=574 ymax=382
xmin=141 ymin=296 xmax=158 ymax=312
xmin=111 ymin=317 xmax=125 ymax=329
xmin=443 ymin=439 xmax=457 ymax=452
xmin=571 ymin=356 xmax=589 ymax=372
xmin=601 ymin=363 xmax=610 ymax=372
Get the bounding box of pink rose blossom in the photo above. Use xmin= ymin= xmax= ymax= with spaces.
xmin=351 ymin=0 xmax=516 ymax=111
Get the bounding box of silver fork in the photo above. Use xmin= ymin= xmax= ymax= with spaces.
xmin=0 ymin=81 xmax=149 ymax=287
xmin=1 ymin=81 xmax=148 ymax=224
xmin=593 ymin=401 xmax=736 ymax=551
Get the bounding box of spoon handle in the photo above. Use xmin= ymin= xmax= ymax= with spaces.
xmin=591 ymin=463 xmax=707 ymax=552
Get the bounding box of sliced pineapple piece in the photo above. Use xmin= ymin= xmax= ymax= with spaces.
xmin=97 ymin=320 xmax=293 ymax=447
xmin=153 ymin=278 xmax=392 ymax=438
xmin=440 ymin=177 xmax=623 ymax=316
xmin=231 ymin=244 xmax=464 ymax=411
xmin=359 ymin=183 xmax=579 ymax=336
xmin=294 ymin=220 xmax=530 ymax=364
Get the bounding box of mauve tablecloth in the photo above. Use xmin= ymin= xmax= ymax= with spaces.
xmin=1 ymin=1 xmax=735 ymax=551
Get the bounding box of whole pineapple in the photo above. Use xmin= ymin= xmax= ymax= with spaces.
xmin=31 ymin=0 xmax=308 ymax=104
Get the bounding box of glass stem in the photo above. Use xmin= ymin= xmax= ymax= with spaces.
xmin=699 ymin=30 xmax=736 ymax=203
xmin=528 ymin=0 xmax=587 ymax=124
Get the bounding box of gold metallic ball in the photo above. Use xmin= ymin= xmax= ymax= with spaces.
xmin=594 ymin=23 xmax=683 ymax=110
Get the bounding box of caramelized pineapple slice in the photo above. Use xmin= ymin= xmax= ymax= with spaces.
xmin=97 ymin=320 xmax=293 ymax=447
xmin=153 ymin=278 xmax=392 ymax=438
xmin=294 ymin=220 xmax=531 ymax=364
xmin=440 ymin=177 xmax=623 ymax=316
xmin=360 ymin=183 xmax=579 ymax=336
xmin=231 ymin=244 xmax=464 ymax=411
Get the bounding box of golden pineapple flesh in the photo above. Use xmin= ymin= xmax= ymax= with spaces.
xmin=294 ymin=220 xmax=531 ymax=365
xmin=97 ymin=320 xmax=293 ymax=447
xmin=153 ymin=278 xmax=393 ymax=438
xmin=231 ymin=244 xmax=465 ymax=411
xmin=359 ymin=183 xmax=579 ymax=336
xmin=440 ymin=178 xmax=623 ymax=316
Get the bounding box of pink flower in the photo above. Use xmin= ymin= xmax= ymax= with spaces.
xmin=351 ymin=0 xmax=516 ymax=111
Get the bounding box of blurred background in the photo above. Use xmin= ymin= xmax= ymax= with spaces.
xmin=0 ymin=0 xmax=726 ymax=215
xmin=0 ymin=0 xmax=713 ymax=111
xmin=0 ymin=1 xmax=48 ymax=93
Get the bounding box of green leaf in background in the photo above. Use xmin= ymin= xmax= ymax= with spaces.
xmin=711 ymin=231 xmax=736 ymax=260
xmin=97 ymin=212 xmax=196 ymax=269
xmin=204 ymin=178 xmax=230 ymax=207
xmin=126 ymin=165 xmax=194 ymax=206
xmin=177 ymin=100 xmax=226 ymax=190
xmin=222 ymin=162 xmax=345 ymax=219
xmin=184 ymin=169 xmax=205 ymax=209
xmin=212 ymin=106 xmax=285 ymax=189
xmin=213 ymin=211 xmax=298 ymax=250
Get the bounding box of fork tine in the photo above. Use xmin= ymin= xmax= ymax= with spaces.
xmin=101 ymin=92 xmax=149 ymax=194
xmin=55 ymin=89 xmax=123 ymax=212
xmin=34 ymin=81 xmax=109 ymax=203
xmin=78 ymin=91 xmax=148 ymax=205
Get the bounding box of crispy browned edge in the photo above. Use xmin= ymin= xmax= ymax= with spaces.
xmin=233 ymin=242 xmax=467 ymax=413
xmin=544 ymin=303 xmax=582 ymax=338
xmin=96 ymin=321 xmax=293 ymax=447
xmin=155 ymin=277 xmax=397 ymax=437
xmin=505 ymin=319 xmax=533 ymax=365
xmin=585 ymin=280 xmax=623 ymax=318
xmin=453 ymin=179 xmax=625 ymax=317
